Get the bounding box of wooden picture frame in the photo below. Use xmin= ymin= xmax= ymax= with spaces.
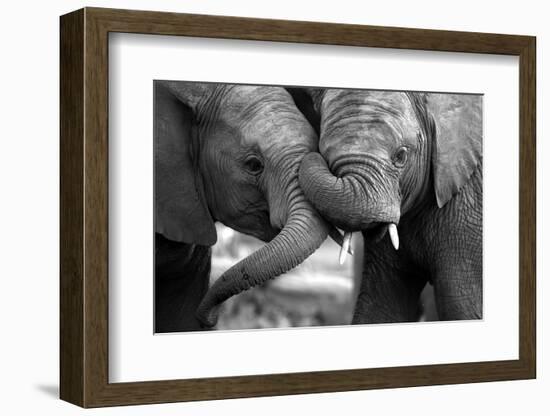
xmin=60 ymin=7 xmax=536 ymax=408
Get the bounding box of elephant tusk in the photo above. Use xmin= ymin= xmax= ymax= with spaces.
xmin=329 ymin=227 xmax=353 ymax=255
xmin=389 ymin=223 xmax=399 ymax=250
xmin=339 ymin=232 xmax=353 ymax=265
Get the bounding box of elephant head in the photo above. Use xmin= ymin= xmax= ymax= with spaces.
xmin=155 ymin=81 xmax=329 ymax=328
xmin=296 ymin=88 xmax=482 ymax=246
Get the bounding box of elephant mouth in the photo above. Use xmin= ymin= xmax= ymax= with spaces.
xmin=363 ymin=221 xmax=400 ymax=250
xmin=362 ymin=221 xmax=391 ymax=243
xmin=338 ymin=221 xmax=399 ymax=264
xmin=230 ymin=209 xmax=280 ymax=243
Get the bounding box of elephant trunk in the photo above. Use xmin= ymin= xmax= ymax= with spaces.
xmin=195 ymin=194 xmax=328 ymax=328
xmin=299 ymin=152 xmax=400 ymax=231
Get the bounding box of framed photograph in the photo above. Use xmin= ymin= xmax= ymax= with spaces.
xmin=60 ymin=7 xmax=536 ymax=407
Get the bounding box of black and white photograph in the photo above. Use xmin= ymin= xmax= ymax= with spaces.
xmin=154 ymin=81 xmax=482 ymax=333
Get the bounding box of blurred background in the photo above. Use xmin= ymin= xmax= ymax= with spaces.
xmin=211 ymin=224 xmax=437 ymax=330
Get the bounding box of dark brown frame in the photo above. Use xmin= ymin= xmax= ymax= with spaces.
xmin=60 ymin=7 xmax=536 ymax=408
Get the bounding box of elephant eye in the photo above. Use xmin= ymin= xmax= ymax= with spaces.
xmin=392 ymin=146 xmax=409 ymax=168
xmin=244 ymin=155 xmax=264 ymax=175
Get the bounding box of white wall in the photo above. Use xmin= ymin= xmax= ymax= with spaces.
xmin=0 ymin=0 xmax=546 ymax=414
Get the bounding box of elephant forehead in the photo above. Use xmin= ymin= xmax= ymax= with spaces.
xmin=323 ymin=90 xmax=419 ymax=128
xmin=241 ymin=113 xmax=317 ymax=152
xmin=224 ymin=85 xmax=293 ymax=114
xmin=319 ymin=124 xmax=399 ymax=161
xmin=221 ymin=87 xmax=316 ymax=149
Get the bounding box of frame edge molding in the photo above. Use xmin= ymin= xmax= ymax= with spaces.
xmin=60 ymin=8 xmax=86 ymax=407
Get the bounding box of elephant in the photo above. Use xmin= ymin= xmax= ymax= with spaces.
xmin=155 ymin=81 xmax=330 ymax=332
xmin=292 ymin=87 xmax=482 ymax=323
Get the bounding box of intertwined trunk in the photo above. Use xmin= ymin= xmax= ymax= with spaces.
xmin=299 ymin=152 xmax=400 ymax=231
xmin=196 ymin=168 xmax=328 ymax=328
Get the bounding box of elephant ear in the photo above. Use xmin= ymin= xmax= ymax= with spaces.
xmin=154 ymin=81 xmax=217 ymax=246
xmin=426 ymin=93 xmax=482 ymax=208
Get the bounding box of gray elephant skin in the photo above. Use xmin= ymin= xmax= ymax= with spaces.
xmin=293 ymin=88 xmax=482 ymax=323
xmin=155 ymin=81 xmax=328 ymax=332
